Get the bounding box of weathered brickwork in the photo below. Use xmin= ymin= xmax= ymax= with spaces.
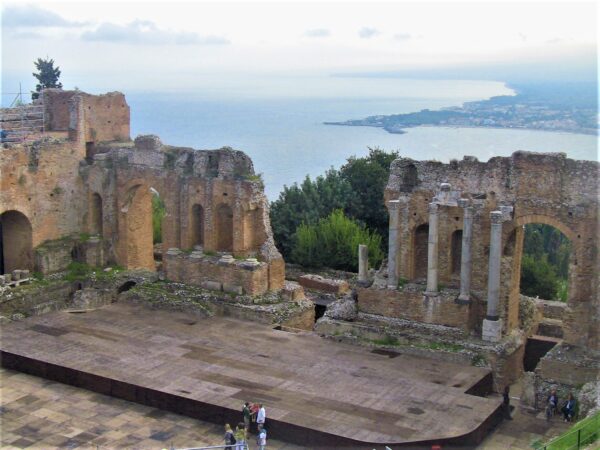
xmin=1 ymin=89 xmax=284 ymax=295
xmin=378 ymin=152 xmax=598 ymax=350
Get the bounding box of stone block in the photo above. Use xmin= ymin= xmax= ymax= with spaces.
xmin=223 ymin=283 xmax=243 ymax=295
xmin=482 ymin=318 xmax=503 ymax=342
xmin=298 ymin=274 xmax=350 ymax=295
xmin=282 ymin=281 xmax=305 ymax=302
xmin=201 ymin=281 xmax=222 ymax=291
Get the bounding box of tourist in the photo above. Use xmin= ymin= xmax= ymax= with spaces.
xmin=546 ymin=388 xmax=559 ymax=420
xmin=250 ymin=402 xmax=259 ymax=424
xmin=561 ymin=393 xmax=576 ymax=422
xmin=256 ymin=427 xmax=267 ymax=450
xmin=242 ymin=402 xmax=251 ymax=430
xmin=502 ymin=385 xmax=512 ymax=420
xmin=256 ymin=404 xmax=266 ymax=431
xmin=235 ymin=422 xmax=247 ymax=449
xmin=224 ymin=423 xmax=236 ymax=448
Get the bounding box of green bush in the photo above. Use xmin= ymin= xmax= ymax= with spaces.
xmin=290 ymin=210 xmax=383 ymax=272
xmin=152 ymin=194 xmax=166 ymax=244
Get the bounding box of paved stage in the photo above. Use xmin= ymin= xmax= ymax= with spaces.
xmin=0 ymin=303 xmax=502 ymax=448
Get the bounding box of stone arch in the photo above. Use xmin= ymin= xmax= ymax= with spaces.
xmin=190 ymin=204 xmax=204 ymax=248
xmin=505 ymin=215 xmax=575 ymax=332
xmin=0 ymin=210 xmax=33 ymax=274
xmin=413 ymin=223 xmax=429 ymax=280
xmin=90 ymin=192 xmax=103 ymax=236
xmin=215 ymin=203 xmax=233 ymax=252
xmin=120 ymin=184 xmax=154 ymax=270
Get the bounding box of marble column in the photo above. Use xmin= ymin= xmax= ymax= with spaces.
xmin=358 ymin=244 xmax=368 ymax=285
xmin=482 ymin=210 xmax=504 ymax=342
xmin=387 ymin=200 xmax=400 ymax=289
xmin=457 ymin=199 xmax=473 ymax=303
xmin=425 ymin=202 xmax=439 ymax=294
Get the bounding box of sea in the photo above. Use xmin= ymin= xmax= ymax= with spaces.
xmin=127 ymin=78 xmax=598 ymax=200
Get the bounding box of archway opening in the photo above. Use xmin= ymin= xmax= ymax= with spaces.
xmin=413 ymin=224 xmax=429 ymax=280
xmin=191 ymin=204 xmax=204 ymax=248
xmin=118 ymin=280 xmax=137 ymax=294
xmin=216 ymin=204 xmax=233 ymax=252
xmin=0 ymin=210 xmax=33 ymax=274
xmin=90 ymin=193 xmax=103 ymax=236
xmin=520 ymin=224 xmax=571 ymax=302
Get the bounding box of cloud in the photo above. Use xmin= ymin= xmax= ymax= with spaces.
xmin=393 ymin=33 xmax=412 ymax=41
xmin=304 ymin=28 xmax=331 ymax=38
xmin=81 ymin=20 xmax=230 ymax=45
xmin=2 ymin=4 xmax=85 ymax=28
xmin=358 ymin=27 xmax=380 ymax=39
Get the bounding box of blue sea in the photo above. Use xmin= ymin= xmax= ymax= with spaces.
xmin=127 ymin=79 xmax=598 ymax=200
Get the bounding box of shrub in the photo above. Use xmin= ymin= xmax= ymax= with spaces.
xmin=290 ymin=210 xmax=383 ymax=271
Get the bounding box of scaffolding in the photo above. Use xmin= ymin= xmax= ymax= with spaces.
xmin=1 ymin=85 xmax=45 ymax=144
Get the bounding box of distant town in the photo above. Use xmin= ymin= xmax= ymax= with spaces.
xmin=326 ymin=81 xmax=599 ymax=135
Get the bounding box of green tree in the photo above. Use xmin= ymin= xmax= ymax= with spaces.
xmin=521 ymin=224 xmax=571 ymax=301
xmin=152 ymin=194 xmax=166 ymax=244
xmin=32 ymin=57 xmax=63 ymax=100
xmin=270 ymin=169 xmax=352 ymax=257
xmin=291 ymin=210 xmax=384 ymax=271
xmin=340 ymin=147 xmax=399 ymax=243
xmin=270 ymin=148 xmax=398 ymax=263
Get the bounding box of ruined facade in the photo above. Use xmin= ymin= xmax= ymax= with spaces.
xmin=0 ymin=89 xmax=284 ymax=295
xmin=372 ymin=153 xmax=598 ymax=351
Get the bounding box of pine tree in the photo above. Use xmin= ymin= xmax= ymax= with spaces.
xmin=31 ymin=57 xmax=63 ymax=100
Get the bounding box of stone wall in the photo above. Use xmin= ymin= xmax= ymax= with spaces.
xmin=357 ymin=286 xmax=473 ymax=330
xmin=384 ymin=151 xmax=599 ymax=350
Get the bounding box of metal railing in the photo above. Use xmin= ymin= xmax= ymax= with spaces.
xmin=173 ymin=445 xmax=249 ymax=450
xmin=537 ymin=410 xmax=599 ymax=450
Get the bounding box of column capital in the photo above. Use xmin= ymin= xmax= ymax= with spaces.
xmin=440 ymin=182 xmax=451 ymax=192
xmin=490 ymin=210 xmax=503 ymax=224
xmin=387 ymin=199 xmax=401 ymax=210
xmin=428 ymin=202 xmax=439 ymax=214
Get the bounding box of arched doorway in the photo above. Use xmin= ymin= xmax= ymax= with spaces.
xmin=451 ymin=230 xmax=463 ymax=276
xmin=90 ymin=193 xmax=103 ymax=236
xmin=413 ymin=224 xmax=429 ymax=279
xmin=216 ymin=204 xmax=233 ymax=252
xmin=191 ymin=204 xmax=204 ymax=248
xmin=0 ymin=210 xmax=33 ymax=274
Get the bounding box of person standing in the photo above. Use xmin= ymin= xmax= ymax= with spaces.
xmin=235 ymin=422 xmax=247 ymax=450
xmin=256 ymin=404 xmax=266 ymax=431
xmin=502 ymin=385 xmax=513 ymax=420
xmin=224 ymin=423 xmax=235 ymax=448
xmin=561 ymin=393 xmax=577 ymax=422
xmin=242 ymin=402 xmax=251 ymax=430
xmin=257 ymin=427 xmax=267 ymax=450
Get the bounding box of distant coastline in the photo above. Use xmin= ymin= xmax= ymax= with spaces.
xmin=324 ymin=80 xmax=598 ymax=136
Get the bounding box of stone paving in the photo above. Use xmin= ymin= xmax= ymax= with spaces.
xmin=0 ymin=367 xmax=571 ymax=449
xmin=0 ymin=303 xmax=501 ymax=446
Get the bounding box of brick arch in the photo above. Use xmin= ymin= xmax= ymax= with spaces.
xmin=0 ymin=210 xmax=33 ymax=274
xmin=89 ymin=192 xmax=103 ymax=236
xmin=412 ymin=223 xmax=429 ymax=280
xmin=215 ymin=203 xmax=233 ymax=252
xmin=513 ymin=214 xmax=576 ymax=243
xmin=190 ymin=203 xmax=205 ymax=248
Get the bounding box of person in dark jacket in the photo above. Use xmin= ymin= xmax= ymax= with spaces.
xmin=561 ymin=393 xmax=576 ymax=422
xmin=224 ymin=423 xmax=235 ymax=447
xmin=502 ymin=385 xmax=513 ymax=420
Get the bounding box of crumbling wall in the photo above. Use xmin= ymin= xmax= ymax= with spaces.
xmin=384 ymin=151 xmax=599 ymax=350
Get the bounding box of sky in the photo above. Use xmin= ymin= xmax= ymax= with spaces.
xmin=1 ymin=1 xmax=597 ymax=95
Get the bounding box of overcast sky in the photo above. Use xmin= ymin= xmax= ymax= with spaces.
xmin=1 ymin=1 xmax=597 ymax=94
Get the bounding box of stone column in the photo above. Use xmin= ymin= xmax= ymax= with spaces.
xmin=387 ymin=200 xmax=400 ymax=289
xmin=358 ymin=244 xmax=368 ymax=286
xmin=457 ymin=199 xmax=473 ymax=303
xmin=425 ymin=202 xmax=439 ymax=294
xmin=482 ymin=210 xmax=504 ymax=342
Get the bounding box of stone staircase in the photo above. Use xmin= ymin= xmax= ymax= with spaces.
xmin=535 ymin=299 xmax=566 ymax=340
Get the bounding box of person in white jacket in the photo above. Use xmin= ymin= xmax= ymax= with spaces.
xmin=256 ymin=404 xmax=266 ymax=431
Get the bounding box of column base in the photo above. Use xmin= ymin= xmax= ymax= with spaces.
xmin=482 ymin=318 xmax=503 ymax=342
xmin=455 ymin=294 xmax=471 ymax=305
xmin=424 ymin=290 xmax=439 ymax=297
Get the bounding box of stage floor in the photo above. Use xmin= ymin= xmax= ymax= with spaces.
xmin=0 ymin=303 xmax=501 ymax=446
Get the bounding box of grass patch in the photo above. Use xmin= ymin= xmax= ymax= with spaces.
xmin=540 ymin=410 xmax=599 ymax=450
xmin=372 ymin=334 xmax=400 ymax=346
